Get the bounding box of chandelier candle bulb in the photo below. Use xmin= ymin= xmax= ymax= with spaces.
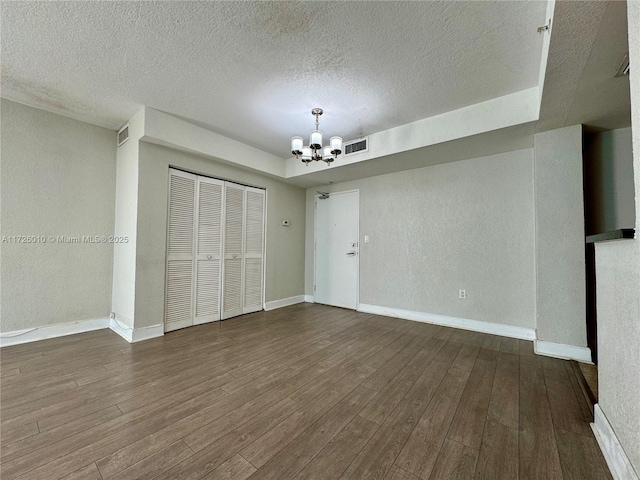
xmin=291 ymin=136 xmax=303 ymax=155
xmin=310 ymin=130 xmax=322 ymax=149
xmin=330 ymin=136 xmax=342 ymax=154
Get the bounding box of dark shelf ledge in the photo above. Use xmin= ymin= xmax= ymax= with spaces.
xmin=586 ymin=229 xmax=635 ymax=244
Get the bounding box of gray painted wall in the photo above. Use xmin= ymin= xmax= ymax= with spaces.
xmin=583 ymin=127 xmax=635 ymax=235
xmin=534 ymin=125 xmax=587 ymax=347
xmin=133 ymin=142 xmax=306 ymax=329
xmin=305 ymin=149 xmax=537 ymax=329
xmin=0 ymin=99 xmax=116 ymax=332
xmin=596 ymin=0 xmax=640 ymax=472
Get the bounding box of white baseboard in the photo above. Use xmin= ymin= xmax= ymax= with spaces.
xmin=534 ymin=339 xmax=592 ymax=363
xmin=357 ymin=303 xmax=536 ymax=340
xmin=592 ymin=404 xmax=639 ymax=480
xmin=109 ymin=318 xmax=133 ymax=342
xmin=132 ymin=324 xmax=164 ymax=342
xmin=0 ymin=318 xmax=110 ymax=348
xmin=264 ymin=295 xmax=306 ymax=311
xmin=304 ymin=295 xmax=314 ymax=303
xmin=109 ymin=319 xmax=163 ymax=343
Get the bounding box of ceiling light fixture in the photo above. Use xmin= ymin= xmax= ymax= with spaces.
xmin=291 ymin=108 xmax=342 ymax=166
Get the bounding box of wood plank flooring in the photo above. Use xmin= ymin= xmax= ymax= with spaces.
xmin=0 ymin=304 xmax=612 ymax=480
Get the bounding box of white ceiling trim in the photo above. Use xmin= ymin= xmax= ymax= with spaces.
xmin=141 ymin=107 xmax=286 ymax=178
xmin=285 ymin=87 xmax=540 ymax=180
xmin=138 ymin=87 xmax=540 ymax=183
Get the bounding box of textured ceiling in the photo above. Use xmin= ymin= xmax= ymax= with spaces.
xmin=564 ymin=0 xmax=631 ymax=130
xmin=1 ymin=1 xmax=547 ymax=158
xmin=537 ymin=0 xmax=631 ymax=132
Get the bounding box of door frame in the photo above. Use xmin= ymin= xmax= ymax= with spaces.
xmin=313 ymin=189 xmax=360 ymax=309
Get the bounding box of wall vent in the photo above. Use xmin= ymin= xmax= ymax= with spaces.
xmin=344 ymin=137 xmax=368 ymax=156
xmin=117 ymin=124 xmax=129 ymax=147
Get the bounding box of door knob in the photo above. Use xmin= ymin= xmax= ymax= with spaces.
xmin=207 ymin=255 xmax=213 ymax=259
xmin=346 ymin=251 xmax=357 ymax=256
xmin=232 ymin=254 xmax=237 ymax=259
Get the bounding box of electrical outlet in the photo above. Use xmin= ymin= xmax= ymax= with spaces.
xmin=459 ymin=290 xmax=467 ymax=299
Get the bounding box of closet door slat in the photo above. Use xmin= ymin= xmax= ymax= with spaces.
xmin=245 ymin=190 xmax=265 ymax=255
xmin=244 ymin=258 xmax=262 ymax=310
xmin=165 ymin=260 xmax=193 ymax=330
xmin=195 ymin=259 xmax=220 ymax=319
xmin=223 ymin=258 xmax=243 ymax=314
xmin=168 ymin=175 xmax=195 ymax=257
xmin=197 ymin=181 xmax=223 ymax=255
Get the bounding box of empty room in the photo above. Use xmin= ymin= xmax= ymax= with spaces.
xmin=1 ymin=1 xmax=639 ymax=479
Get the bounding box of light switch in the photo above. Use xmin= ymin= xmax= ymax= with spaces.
xmin=364 ymin=235 xmax=370 ymax=243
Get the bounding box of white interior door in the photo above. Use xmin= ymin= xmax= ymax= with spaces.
xmin=165 ymin=170 xmax=196 ymax=332
xmin=194 ymin=176 xmax=223 ymax=325
xmin=315 ymin=191 xmax=359 ymax=309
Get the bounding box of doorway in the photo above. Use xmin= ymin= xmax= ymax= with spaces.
xmin=314 ymin=190 xmax=359 ymax=309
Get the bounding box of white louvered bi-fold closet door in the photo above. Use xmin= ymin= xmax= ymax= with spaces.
xmin=166 ymin=170 xmax=266 ymax=330
xmin=243 ymin=187 xmax=265 ymax=314
xmin=194 ymin=177 xmax=224 ymax=325
xmin=222 ymin=182 xmax=245 ymax=319
xmin=165 ymin=170 xmax=196 ymax=332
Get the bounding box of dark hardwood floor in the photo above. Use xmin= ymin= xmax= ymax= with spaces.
xmin=0 ymin=303 xmax=612 ymax=479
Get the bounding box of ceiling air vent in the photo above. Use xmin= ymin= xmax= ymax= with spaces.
xmin=344 ymin=137 xmax=369 ymax=156
xmin=117 ymin=124 xmax=129 ymax=147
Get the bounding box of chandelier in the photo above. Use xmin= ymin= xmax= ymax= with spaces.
xmin=291 ymin=108 xmax=342 ymax=165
